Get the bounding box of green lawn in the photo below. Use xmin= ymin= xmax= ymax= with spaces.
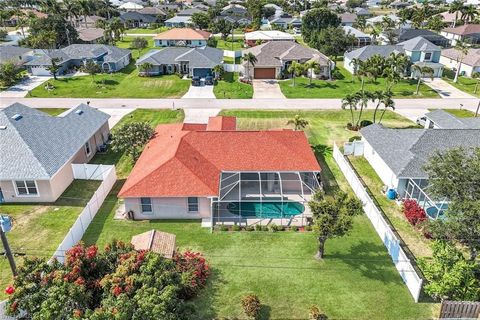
xmin=116 ymin=36 xmax=156 ymax=59
xmin=348 ymin=156 xmax=432 ymax=260
xmin=442 ymin=68 xmax=479 ymax=97
xmin=215 ymin=37 xmax=244 ymax=51
xmin=38 ymin=108 xmax=68 ymax=116
xmin=279 ymin=64 xmax=439 ymax=99
xmin=82 ymin=108 xmax=437 ymax=319
xmin=223 ymin=56 xmax=242 ymax=64
xmin=0 ymin=180 xmax=100 ymax=299
xmin=428 ymin=108 xmax=476 ymax=118
xmin=125 ymin=27 xmax=167 ymax=34
xmin=28 ymin=63 xmax=191 ymax=98
xmin=90 ymin=108 xmax=184 ymax=179
xmin=214 ymin=72 xmax=253 ymax=99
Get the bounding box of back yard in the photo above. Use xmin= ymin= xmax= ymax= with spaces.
xmin=0 ymin=180 xmax=100 ymax=299
xmin=27 ymin=63 xmax=191 ymax=98
xmin=279 ymin=63 xmax=439 ymax=99
xmin=82 ymin=108 xmax=438 ymax=319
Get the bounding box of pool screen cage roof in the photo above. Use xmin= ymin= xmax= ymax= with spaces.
xmin=216 ymin=171 xmax=321 ymax=203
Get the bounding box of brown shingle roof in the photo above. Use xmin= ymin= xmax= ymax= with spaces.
xmin=441 ymin=47 xmax=480 ymax=67
xmin=442 ymin=24 xmax=480 ymax=35
xmin=154 ymin=28 xmax=212 ymax=40
xmin=131 ymin=230 xmax=176 ymax=258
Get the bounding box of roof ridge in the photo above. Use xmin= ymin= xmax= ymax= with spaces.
xmin=397 ymin=129 xmax=427 ymax=176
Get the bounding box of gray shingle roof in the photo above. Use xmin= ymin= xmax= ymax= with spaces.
xmin=0 ymin=103 xmax=110 ymax=180
xmin=24 ymin=44 xmax=130 ymax=66
xmin=242 ymin=41 xmax=331 ymax=67
xmin=0 ymin=46 xmax=32 ymax=64
xmin=345 ymin=45 xmax=404 ymax=61
xmin=136 ymin=46 xmax=223 ymax=68
xmin=425 ymin=109 xmax=480 ymax=129
xmin=397 ymin=36 xmax=440 ymax=52
xmin=360 ymin=124 xmax=480 ymax=178
xmin=398 ymin=29 xmax=448 ymax=43
xmin=441 ymin=47 xmax=480 ymax=67
xmin=120 ymin=11 xmax=157 ymax=22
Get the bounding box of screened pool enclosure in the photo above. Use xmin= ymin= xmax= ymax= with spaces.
xmin=404 ymin=179 xmax=449 ymax=219
xmin=210 ymin=171 xmax=321 ymax=226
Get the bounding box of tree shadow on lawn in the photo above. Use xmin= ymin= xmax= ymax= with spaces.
xmin=191 ymin=266 xmax=225 ymax=319
xmin=328 ymin=240 xmax=403 ymax=284
xmin=293 ymin=82 xmax=339 ymax=90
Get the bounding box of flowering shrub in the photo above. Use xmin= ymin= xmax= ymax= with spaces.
xmin=173 ymin=250 xmax=210 ymax=298
xmin=7 ymin=241 xmax=209 ymax=319
xmin=403 ymin=199 xmax=427 ymax=226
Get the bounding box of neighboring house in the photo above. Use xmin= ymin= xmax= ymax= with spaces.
xmin=118 ymin=116 xmax=321 ymax=226
xmin=136 ymin=46 xmax=223 ymax=77
xmin=153 ymin=28 xmax=211 ymax=47
xmin=0 ymin=46 xmax=34 ymax=66
xmin=24 ymin=44 xmax=131 ymax=76
xmin=75 ymin=15 xmax=104 ymax=28
xmin=359 ymin=123 xmax=480 ymax=219
xmin=244 ymin=30 xmax=295 ymax=46
xmin=423 ymin=109 xmax=480 ymax=129
xmin=344 ymin=36 xmax=443 ymax=77
xmin=242 ymin=40 xmax=333 ymax=79
xmin=389 ymin=1 xmax=410 ymax=9
xmin=270 ymin=16 xmax=302 ymax=30
xmin=264 ymin=3 xmax=284 ymax=19
xmin=440 ymin=11 xmax=459 ymax=28
xmin=0 ymin=103 xmax=110 ymax=203
xmin=119 ymin=1 xmax=144 ymax=10
xmin=165 ymin=15 xmax=194 ymax=27
xmin=119 ymin=11 xmax=158 ymax=28
xmin=217 ymin=4 xmax=252 ymax=26
xmin=440 ymin=47 xmax=480 ymax=77
xmin=343 ymin=26 xmax=372 ymax=48
xmin=135 ymin=6 xmax=167 ymax=18
xmin=7 ymin=9 xmax=47 ymax=27
xmin=339 ymin=13 xmax=357 ymax=27
xmin=77 ymin=28 xmax=105 ymax=44
xmin=366 ymin=14 xmax=411 ymax=29
xmin=396 ymin=29 xmax=450 ymax=47
xmin=441 ymin=24 xmax=480 ymax=46
xmin=354 ymin=7 xmax=372 ymax=17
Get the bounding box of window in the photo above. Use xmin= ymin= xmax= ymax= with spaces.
xmin=140 ymin=197 xmax=152 ymax=213
xmin=187 ymin=197 xmax=199 ymax=212
xmin=15 ymin=180 xmax=38 ymax=196
xmin=424 ymin=52 xmax=432 ymax=61
xmin=85 ymin=141 xmax=91 ymax=156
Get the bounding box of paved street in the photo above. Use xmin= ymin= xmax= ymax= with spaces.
xmin=1 ymin=97 xmax=478 ymax=113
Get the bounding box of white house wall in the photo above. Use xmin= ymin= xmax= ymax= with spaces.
xmin=124 ymin=197 xmax=211 ymax=219
xmin=362 ymin=139 xmax=400 ymax=189
xmin=439 ymin=55 xmax=476 ymax=77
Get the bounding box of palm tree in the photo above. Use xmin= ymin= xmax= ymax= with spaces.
xmin=351 ymin=58 xmax=367 ymax=90
xmin=39 ymin=0 xmax=63 ymax=15
xmin=355 ymin=16 xmax=366 ymax=31
xmin=287 ymin=61 xmax=305 ymax=87
xmin=63 ymin=0 xmax=79 ymax=26
xmin=369 ymin=27 xmax=380 ymax=44
xmin=243 ymin=52 xmax=257 ymax=80
xmin=354 ymin=90 xmax=373 ymax=128
xmin=388 ymin=52 xmax=409 ymax=76
xmin=427 ymin=15 xmax=446 ymax=33
xmin=12 ymin=9 xmax=27 ymax=38
xmin=77 ymin=0 xmax=94 ymax=29
xmin=139 ymin=62 xmax=154 ymax=76
xmin=372 ymin=90 xmax=385 ymax=123
xmin=341 ymin=93 xmax=358 ymax=127
xmin=411 ymin=64 xmax=434 ymax=95
xmin=453 ymin=41 xmax=469 ymax=83
xmin=305 ymin=60 xmax=320 ymax=86
xmin=449 ymin=0 xmax=464 ymax=27
xmin=287 ymin=115 xmax=309 ymax=130
xmin=461 ymin=5 xmax=478 ymax=24
xmin=96 ymin=0 xmax=115 ymax=20
xmin=109 ymin=17 xmax=125 ymax=41
xmin=472 ymin=71 xmax=480 ymax=94
xmin=213 ymin=64 xmax=224 ymax=79
xmin=378 ymin=93 xmax=395 ymax=124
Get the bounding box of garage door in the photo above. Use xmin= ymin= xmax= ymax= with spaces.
xmin=30 ymin=66 xmax=52 ymax=76
xmin=193 ymin=68 xmax=212 ymax=78
xmin=254 ymin=68 xmax=276 ymax=79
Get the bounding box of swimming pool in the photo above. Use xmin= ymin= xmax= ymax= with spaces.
xmin=226 ymin=201 xmax=305 ymax=218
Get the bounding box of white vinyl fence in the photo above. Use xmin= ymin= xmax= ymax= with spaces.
xmin=224 ymin=49 xmax=242 ymax=58
xmin=333 ymin=143 xmax=423 ymax=302
xmin=223 ymin=63 xmax=244 ymax=73
xmin=52 ymin=164 xmax=117 ymax=262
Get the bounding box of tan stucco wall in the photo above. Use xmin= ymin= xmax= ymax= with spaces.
xmin=1 ymin=123 xmax=109 ymax=203
xmin=124 ymin=197 xmax=211 ymax=220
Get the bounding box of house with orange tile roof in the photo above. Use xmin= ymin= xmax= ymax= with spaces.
xmin=154 ymin=28 xmax=212 ymax=47
xmin=119 ymin=116 xmax=321 ymax=227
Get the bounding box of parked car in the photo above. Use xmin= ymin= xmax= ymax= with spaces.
xmin=416 ymin=116 xmax=426 ymax=126
xmin=192 ymin=76 xmax=201 ymax=86
xmin=205 ymin=75 xmax=214 ymax=85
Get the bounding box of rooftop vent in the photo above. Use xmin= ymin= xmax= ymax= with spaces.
xmin=75 ymin=110 xmax=84 ymax=115
xmin=0 ymin=125 xmax=6 ymax=130
xmin=11 ymin=114 xmax=22 ymax=121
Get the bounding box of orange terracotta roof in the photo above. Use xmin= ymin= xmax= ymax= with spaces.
xmin=119 ymin=117 xmax=320 ymax=198
xmin=131 ymin=230 xmax=176 ymax=258
xmin=154 ymin=28 xmax=212 ymax=40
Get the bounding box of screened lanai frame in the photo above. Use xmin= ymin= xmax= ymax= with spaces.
xmin=404 ymin=178 xmax=449 ymax=220
xmin=211 ymin=171 xmax=321 ymax=222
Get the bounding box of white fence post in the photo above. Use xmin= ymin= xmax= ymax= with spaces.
xmin=332 ymin=143 xmax=423 ymax=302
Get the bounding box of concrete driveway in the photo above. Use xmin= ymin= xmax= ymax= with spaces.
xmin=252 ymin=80 xmax=286 ymax=99
xmin=423 ymin=78 xmax=475 ymax=99
xmin=182 ymin=84 xmax=215 ymax=98
xmin=0 ymin=76 xmax=51 ymax=98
